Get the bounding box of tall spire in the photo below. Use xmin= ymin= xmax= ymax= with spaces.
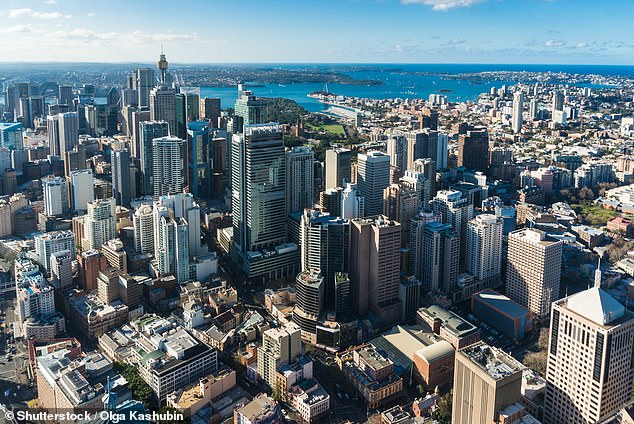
xmin=594 ymin=256 xmax=602 ymax=289
xmin=157 ymin=49 xmax=168 ymax=84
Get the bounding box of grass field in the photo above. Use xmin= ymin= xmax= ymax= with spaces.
xmin=306 ymin=122 xmax=345 ymax=135
xmin=572 ymin=201 xmax=617 ymax=226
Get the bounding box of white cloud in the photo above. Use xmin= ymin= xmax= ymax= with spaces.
xmin=400 ymin=0 xmax=485 ymax=11
xmin=9 ymin=8 xmax=70 ymax=19
xmin=44 ymin=0 xmax=58 ymax=4
xmin=1 ymin=24 xmax=34 ymax=33
xmin=576 ymin=42 xmax=587 ymax=48
xmin=544 ymin=39 xmax=564 ymax=47
xmin=86 ymin=12 xmax=96 ymax=17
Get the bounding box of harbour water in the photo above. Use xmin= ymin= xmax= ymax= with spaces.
xmin=200 ymin=63 xmax=634 ymax=112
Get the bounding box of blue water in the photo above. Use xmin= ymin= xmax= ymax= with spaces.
xmin=200 ymin=64 xmax=634 ymax=112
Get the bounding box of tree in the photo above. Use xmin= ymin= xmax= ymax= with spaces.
xmin=434 ymin=390 xmax=452 ymax=424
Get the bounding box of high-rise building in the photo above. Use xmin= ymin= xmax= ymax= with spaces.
xmin=187 ymin=121 xmax=212 ymax=199
xmin=83 ymin=198 xmax=116 ymax=250
xmin=47 ymin=112 xmax=78 ymax=158
xmin=133 ymin=204 xmax=155 ymax=255
xmin=349 ymin=215 xmax=401 ymax=324
xmin=154 ymin=209 xmax=190 ymax=283
xmin=35 ymin=230 xmax=76 ymax=272
xmin=135 ymin=68 xmax=155 ymax=108
xmin=387 ymin=135 xmax=408 ymax=182
xmin=58 ymin=85 xmax=74 ymax=107
xmin=383 ymin=183 xmax=418 ymax=245
xmin=417 ymin=221 xmax=459 ymax=292
xmin=511 ymin=91 xmax=524 ymax=133
xmin=234 ymin=84 xmax=268 ymax=130
xmin=152 ymin=136 xmax=186 ymax=198
xmin=529 ymin=98 xmax=538 ymax=120
xmin=544 ymin=282 xmax=634 ymax=423
xmin=325 ymin=148 xmax=352 ymax=190
xmin=78 ymin=249 xmax=107 ymax=291
xmin=457 ymin=129 xmax=489 ymax=172
xmin=0 ymin=122 xmax=23 ymax=150
xmin=149 ymin=86 xmax=176 ymax=138
xmin=257 ymin=324 xmax=302 ymax=389
xmin=299 ymin=210 xmax=349 ymax=310
xmin=69 ymin=169 xmax=94 ymax=213
xmin=431 ymin=190 xmax=474 ymax=268
xmin=50 ymin=250 xmax=73 ymax=289
xmin=409 ymin=211 xmax=442 ymax=278
xmin=340 ymin=183 xmax=364 ymax=220
xmin=357 ymin=151 xmax=391 ymax=217
xmin=42 ymin=176 xmax=69 ymax=217
xmin=506 ymin=228 xmax=563 ymax=320
xmin=466 ymin=214 xmax=503 ymax=283
xmin=200 ymin=97 xmax=221 ymax=126
xmin=286 ymin=145 xmax=314 ymax=214
xmin=156 ymin=192 xmax=203 ymax=256
xmin=552 ymin=90 xmax=564 ymax=116
xmin=452 ymin=342 xmax=524 ymax=424
xmin=111 ymin=149 xmax=131 ymax=208
xmin=139 ymin=121 xmax=169 ymax=196
xmin=293 ymin=270 xmax=325 ymax=344
xmin=210 ymin=137 xmax=228 ymax=199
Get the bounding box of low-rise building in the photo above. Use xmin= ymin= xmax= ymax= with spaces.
xmin=67 ymin=293 xmax=130 ymax=339
xmin=290 ymin=379 xmax=330 ymax=423
xmin=471 ymin=289 xmax=533 ymax=340
xmin=417 ymin=305 xmax=480 ymax=349
xmin=166 ymin=366 xmax=236 ymax=417
xmin=234 ymin=393 xmax=281 ymax=424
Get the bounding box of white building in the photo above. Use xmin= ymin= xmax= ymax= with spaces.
xmin=69 ymin=168 xmax=94 ymax=213
xmin=285 ymin=145 xmax=314 ymax=214
xmin=84 ymin=198 xmax=116 ymax=250
xmin=42 ymin=176 xmax=68 ymax=216
xmin=466 ymin=214 xmax=503 ymax=282
xmin=357 ymin=151 xmax=390 ymax=216
xmin=35 ymin=230 xmax=76 ymax=272
xmin=152 ymin=136 xmax=186 ymax=198
xmin=511 ymin=91 xmax=524 ymax=133
xmin=133 ymin=204 xmax=155 ymax=254
xmin=341 ymin=183 xmax=364 ymax=220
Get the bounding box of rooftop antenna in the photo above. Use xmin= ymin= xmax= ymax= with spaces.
xmin=594 ymin=256 xmax=602 ymax=289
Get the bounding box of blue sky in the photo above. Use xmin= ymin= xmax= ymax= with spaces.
xmin=0 ymin=0 xmax=632 ymax=64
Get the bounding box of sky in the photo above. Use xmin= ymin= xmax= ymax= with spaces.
xmin=0 ymin=0 xmax=632 ymax=65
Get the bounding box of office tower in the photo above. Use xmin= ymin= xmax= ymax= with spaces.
xmin=50 ymin=250 xmax=73 ymax=289
xmin=84 ymin=104 xmax=117 ymax=137
xmin=320 ymin=187 xmax=343 ymax=216
xmin=357 ymin=151 xmax=391 ymax=217
xmin=58 ymin=85 xmax=74 ymax=107
xmin=211 ymin=137 xmax=228 ymax=199
xmin=299 ymin=210 xmax=349 ymax=309
xmin=436 ymin=133 xmax=449 ymax=170
xmin=200 ymin=97 xmax=221 ymax=126
xmin=69 ymin=169 xmax=94 ymax=213
xmin=0 ymin=122 xmax=23 ymax=150
xmin=83 ymin=198 xmax=116 ymax=250
xmin=544 ymin=281 xmax=634 ymax=423
xmin=349 ymin=216 xmax=401 ymax=324
xmin=139 ymin=121 xmax=169 ymax=195
xmin=15 ymin=260 xmax=55 ymax=323
xmin=64 ymin=144 xmax=87 ymax=176
xmin=232 ymin=124 xmax=286 ymax=252
xmin=325 ymin=148 xmax=352 ymax=190
xmin=34 ymin=230 xmax=76 ymax=272
xmin=387 ymin=135 xmax=408 ymax=181
xmin=131 ymin=109 xmax=150 ymax=157
xmin=43 ymin=176 xmax=69 ymax=216
xmin=452 ymin=342 xmax=524 ymax=424
xmin=257 ymin=325 xmax=302 ymax=389
xmin=457 ymin=129 xmax=489 ymax=172
xmin=417 ymin=222 xmax=459 ymax=292
xmin=152 ymin=136 xmax=186 ymax=198
xmin=153 ymin=208 xmax=190 ymax=283
xmin=511 ymin=91 xmax=524 ymax=133
xmin=174 ymin=93 xmax=187 ymax=140
xmin=432 ymin=189 xmax=473 ymax=261
xmin=506 ymin=228 xmax=563 ymax=320
xmin=401 ymin=168 xmax=431 ymax=210
xmin=102 ymin=238 xmax=128 ymax=273
xmin=150 ymin=86 xmax=176 ymax=138
xmin=409 ymin=211 xmax=442 ymax=275
xmin=404 ymin=129 xmax=442 ymax=171
xmin=341 ymin=183 xmax=364 ymax=220
xmin=47 ymin=112 xmax=78 ymax=158
xmin=529 ymin=98 xmax=538 ymax=120
xmin=552 ymin=90 xmax=564 ymax=117
xmin=286 ymin=145 xmax=314 ymax=214
xmin=187 ymin=121 xmax=212 ymax=199
xmin=122 ymin=89 xmax=138 ymax=108
xmin=234 ymin=84 xmax=268 ymax=130
xmin=78 ymin=249 xmax=107 ymax=291
xmin=156 ymin=192 xmax=203 ymax=256
xmin=2 ymin=169 xmax=17 ymax=197
xmin=111 ymin=149 xmax=131 ymax=208
xmin=135 ymin=68 xmax=155 ymax=108
xmin=293 ymin=270 xmax=325 ymax=343
xmin=133 ymin=204 xmax=154 ymax=254
xmin=383 ymin=183 xmax=418 ymax=245
xmin=466 ymin=214 xmax=503 ymax=283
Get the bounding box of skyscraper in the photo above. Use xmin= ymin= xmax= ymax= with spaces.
xmin=357 ymin=151 xmax=391 ymax=217
xmin=383 ymin=183 xmax=418 ymax=245
xmin=154 ymin=211 xmax=190 ymax=283
xmin=349 ymin=215 xmax=401 ymax=324
xmin=133 ymin=204 xmax=154 ymax=255
xmin=544 ymin=282 xmax=634 ymax=423
xmin=466 ymin=214 xmax=503 ymax=283
xmin=187 ymin=121 xmax=212 ymax=199
xmin=257 ymin=324 xmax=302 ymax=390
xmin=149 ymin=86 xmax=176 ymax=138
xmin=293 ymin=270 xmax=325 ymax=344
xmin=285 ymin=145 xmax=314 ymax=214
xmin=340 ymin=183 xmax=364 ymax=220
xmin=43 ymin=176 xmax=69 ymax=217
xmin=457 ymin=129 xmax=489 ymax=172
xmin=135 ymin=68 xmax=155 ymax=108
xmin=152 ymin=136 xmax=186 ymax=198
xmin=47 ymin=112 xmax=78 ymax=158
xmin=386 ymin=135 xmax=408 ymax=181
xmin=418 ymin=221 xmax=460 ymax=293
xmin=200 ymin=97 xmax=221 ymax=126
xmin=111 ymin=149 xmax=131 ymax=208
xmin=69 ymin=169 xmax=94 ymax=213
xmin=506 ymin=228 xmax=563 ymax=320
xmin=452 ymin=342 xmax=524 ymax=424
xmin=511 ymin=91 xmax=524 ymax=133
xmin=431 ymin=190 xmax=474 ymax=268
xmin=156 ymin=192 xmax=203 ymax=256
xmin=34 ymin=230 xmax=76 ymax=273
xmin=325 ymin=148 xmax=352 ymax=190
xmin=83 ymin=198 xmax=116 ymax=250
xmin=139 ymin=120 xmax=169 ymax=196
xmin=234 ymin=84 xmax=268 ymax=130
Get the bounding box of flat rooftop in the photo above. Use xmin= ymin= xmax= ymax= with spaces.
xmin=460 ymin=342 xmax=523 ymax=381
xmin=473 ymin=289 xmax=531 ymax=319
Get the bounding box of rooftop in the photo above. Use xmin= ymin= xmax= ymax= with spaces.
xmin=473 ymin=289 xmax=532 ymax=320
xmin=564 ymin=287 xmax=626 ymax=326
xmin=460 ymin=342 xmax=524 ymax=381
xmin=418 ymin=305 xmax=478 ymax=337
